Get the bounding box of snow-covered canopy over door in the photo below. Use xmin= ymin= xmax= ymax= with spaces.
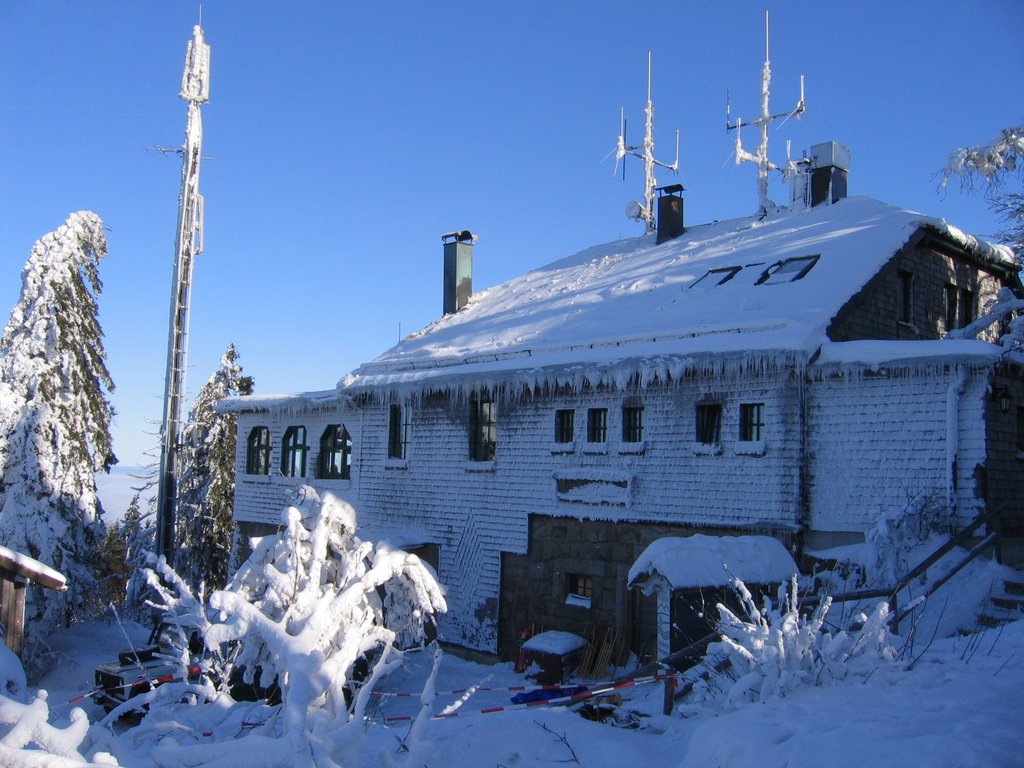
xmin=627 ymin=534 xmax=796 ymax=593
xmin=0 ymin=545 xmax=68 ymax=592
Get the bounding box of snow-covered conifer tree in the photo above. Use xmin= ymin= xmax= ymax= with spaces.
xmin=173 ymin=344 xmax=252 ymax=592
xmin=0 ymin=212 xmax=116 ymax=652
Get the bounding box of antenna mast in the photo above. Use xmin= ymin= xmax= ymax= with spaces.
xmin=614 ymin=51 xmax=679 ymax=233
xmin=726 ymin=11 xmax=805 ymax=215
xmin=156 ymin=23 xmax=210 ymax=561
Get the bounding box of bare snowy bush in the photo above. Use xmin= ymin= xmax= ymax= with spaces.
xmin=0 ymin=644 xmax=117 ymax=766
xmin=127 ymin=486 xmax=447 ymax=767
xmin=691 ymin=577 xmax=896 ymax=710
xmin=866 ymin=493 xmax=953 ymax=587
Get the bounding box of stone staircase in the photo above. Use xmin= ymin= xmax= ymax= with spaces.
xmin=980 ymin=569 xmax=1024 ymax=628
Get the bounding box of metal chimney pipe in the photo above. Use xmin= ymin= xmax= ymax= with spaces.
xmin=442 ymin=230 xmax=475 ymax=315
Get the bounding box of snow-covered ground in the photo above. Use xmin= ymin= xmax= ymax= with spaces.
xmin=17 ymin=609 xmax=1024 ymax=767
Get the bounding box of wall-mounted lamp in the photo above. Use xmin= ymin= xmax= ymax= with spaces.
xmin=993 ymin=388 xmax=1012 ymax=414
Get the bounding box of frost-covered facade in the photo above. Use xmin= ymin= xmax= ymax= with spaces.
xmin=223 ymin=194 xmax=1024 ymax=659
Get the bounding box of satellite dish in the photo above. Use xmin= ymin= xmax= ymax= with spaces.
xmin=625 ymin=200 xmax=644 ymax=221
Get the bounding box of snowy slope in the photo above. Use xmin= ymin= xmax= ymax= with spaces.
xmin=12 ymin=614 xmax=1024 ymax=767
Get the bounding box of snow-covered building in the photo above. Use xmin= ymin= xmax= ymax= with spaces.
xmin=223 ymin=177 xmax=1024 ymax=661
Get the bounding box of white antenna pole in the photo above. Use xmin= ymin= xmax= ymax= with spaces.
xmin=156 ymin=23 xmax=210 ymax=561
xmin=726 ymin=10 xmax=806 ymax=216
xmin=643 ymin=50 xmax=656 ymax=232
xmin=757 ymin=11 xmax=772 ymax=214
xmin=613 ymin=50 xmax=680 ymax=233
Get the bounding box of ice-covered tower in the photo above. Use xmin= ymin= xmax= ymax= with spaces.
xmin=157 ymin=24 xmax=210 ymax=560
xmin=615 ymin=51 xmax=680 ymax=234
xmin=726 ymin=11 xmax=806 ymax=216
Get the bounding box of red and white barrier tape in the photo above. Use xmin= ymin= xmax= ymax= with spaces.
xmin=382 ymin=675 xmax=670 ymax=722
xmin=372 ymin=672 xmax=677 ymax=699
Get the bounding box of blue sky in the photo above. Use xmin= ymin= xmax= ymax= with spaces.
xmin=1 ymin=1 xmax=1021 ymax=476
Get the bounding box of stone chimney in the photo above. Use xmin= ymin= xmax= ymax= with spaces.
xmin=656 ymin=184 xmax=685 ymax=244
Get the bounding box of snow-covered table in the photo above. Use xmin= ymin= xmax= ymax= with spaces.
xmin=520 ymin=630 xmax=587 ymax=684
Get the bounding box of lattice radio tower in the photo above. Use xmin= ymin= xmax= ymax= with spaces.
xmin=726 ymin=11 xmax=806 ymax=216
xmin=156 ymin=23 xmax=210 ymax=560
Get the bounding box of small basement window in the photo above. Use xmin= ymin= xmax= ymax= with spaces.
xmin=757 ymin=254 xmax=820 ymax=285
xmin=689 ymin=266 xmax=742 ymax=288
xmin=566 ymin=573 xmax=593 ymax=608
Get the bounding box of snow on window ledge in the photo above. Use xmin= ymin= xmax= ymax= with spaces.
xmin=384 ymin=458 xmax=409 ymax=470
xmin=583 ymin=443 xmax=609 ymax=456
xmin=315 ymin=478 xmax=353 ymax=489
xmin=564 ymin=594 xmax=592 ymax=609
xmin=244 ymin=474 xmax=304 ymax=485
xmin=618 ymin=441 xmax=645 ymax=455
xmin=464 ymin=460 xmax=496 ymax=473
xmin=1017 ymin=450 xmax=1024 ymax=461
xmin=550 ymin=443 xmax=575 ymax=455
xmin=734 ymin=440 xmax=767 ymax=457
xmin=691 ymin=442 xmax=723 ymax=457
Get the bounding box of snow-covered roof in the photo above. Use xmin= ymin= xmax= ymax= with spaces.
xmin=218 ymin=388 xmax=340 ymax=414
xmin=627 ymin=534 xmax=797 ymax=590
xmin=0 ymin=544 xmax=68 ymax=591
xmin=336 ymin=196 xmax=1014 ymax=393
xmin=221 ymin=196 xmax=1014 ymax=413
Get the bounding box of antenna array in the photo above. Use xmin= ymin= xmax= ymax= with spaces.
xmin=613 ymin=51 xmax=680 ymax=233
xmin=726 ymin=11 xmax=806 ymax=215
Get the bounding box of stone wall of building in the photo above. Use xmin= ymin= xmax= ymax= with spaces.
xmin=828 ymin=240 xmax=1004 ymax=343
xmin=985 ymin=363 xmax=1024 ymax=565
xmin=497 ymin=516 xmax=789 ymax=661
